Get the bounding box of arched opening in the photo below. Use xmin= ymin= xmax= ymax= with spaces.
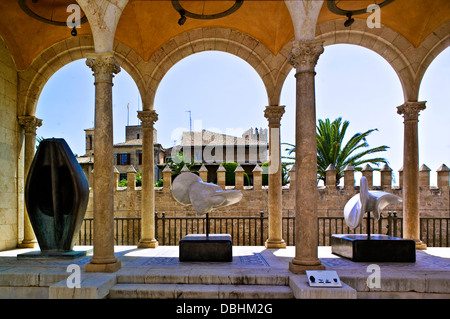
xmin=280 ymin=44 xmax=404 ymax=186
xmin=418 ymin=47 xmax=450 ymax=186
xmin=36 ymin=59 xmax=141 ymax=157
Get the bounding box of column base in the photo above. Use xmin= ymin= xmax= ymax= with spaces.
xmin=415 ymin=240 xmax=427 ymax=250
xmin=137 ymin=238 xmax=159 ymax=248
xmin=265 ymin=239 xmax=286 ymax=249
xmin=289 ymin=258 xmax=325 ymax=274
xmin=18 ymin=240 xmax=37 ymax=249
xmin=85 ymin=260 xmax=122 ymax=273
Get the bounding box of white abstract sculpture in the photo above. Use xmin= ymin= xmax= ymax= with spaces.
xmin=172 ymin=172 xmax=243 ymax=215
xmin=344 ymin=176 xmax=402 ymax=230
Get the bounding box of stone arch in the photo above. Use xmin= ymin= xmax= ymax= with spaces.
xmin=142 ymin=27 xmax=291 ymax=110
xmin=309 ymin=18 xmax=450 ymax=103
xmin=17 ymin=35 xmax=147 ymax=117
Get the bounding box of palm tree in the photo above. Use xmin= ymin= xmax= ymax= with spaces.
xmin=282 ymin=117 xmax=389 ymax=185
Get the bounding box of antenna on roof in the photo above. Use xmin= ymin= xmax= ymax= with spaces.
xmin=186 ymin=110 xmax=192 ymax=132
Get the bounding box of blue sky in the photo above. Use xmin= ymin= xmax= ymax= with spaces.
xmin=36 ymin=45 xmax=450 ymax=186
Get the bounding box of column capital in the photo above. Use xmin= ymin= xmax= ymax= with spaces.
xmin=288 ymin=40 xmax=324 ymax=73
xmin=138 ymin=110 xmax=158 ymax=128
xmin=18 ymin=116 xmax=43 ymax=135
xmin=397 ymin=101 xmax=426 ymax=122
xmin=264 ymin=105 xmax=285 ymax=127
xmin=86 ymin=53 xmax=121 ymax=82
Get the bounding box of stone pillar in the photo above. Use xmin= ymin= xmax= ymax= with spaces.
xmin=85 ymin=53 xmax=121 ymax=273
xmin=264 ymin=105 xmax=286 ymax=249
xmin=288 ymin=40 xmax=325 ymax=273
xmin=18 ymin=116 xmax=42 ymax=248
xmin=137 ymin=109 xmax=159 ymax=248
xmin=397 ymin=101 xmax=427 ymax=250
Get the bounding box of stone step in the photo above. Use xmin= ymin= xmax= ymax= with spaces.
xmin=108 ymin=283 xmax=294 ymax=299
xmin=116 ymin=267 xmax=291 ymax=286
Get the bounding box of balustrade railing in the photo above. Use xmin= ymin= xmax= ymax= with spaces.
xmin=76 ymin=212 xmax=449 ymax=248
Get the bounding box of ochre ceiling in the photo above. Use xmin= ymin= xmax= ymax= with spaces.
xmin=0 ymin=0 xmax=449 ymax=70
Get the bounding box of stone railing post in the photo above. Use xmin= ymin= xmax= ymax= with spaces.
xmin=419 ymin=164 xmax=431 ymax=188
xmin=361 ymin=164 xmax=373 ymax=189
xmin=380 ymin=163 xmax=393 ymax=190
xmin=18 ymin=115 xmax=42 ymax=248
xmin=199 ymin=164 xmax=208 ymax=182
xmin=114 ymin=166 xmax=119 ymax=191
xmin=217 ymin=165 xmax=226 ymax=189
xmin=343 ymin=164 xmax=355 ymax=190
xmin=437 ymin=164 xmax=449 ymax=188
xmin=235 ymin=164 xmax=244 ymax=190
xmin=325 ymin=164 xmax=336 ymax=188
xmin=253 ymin=164 xmax=262 ymax=190
xmin=127 ymin=165 xmax=136 ymax=192
xmin=163 ymin=165 xmax=172 ymax=192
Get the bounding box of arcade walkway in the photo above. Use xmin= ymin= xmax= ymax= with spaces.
xmin=0 ymin=245 xmax=448 ymax=299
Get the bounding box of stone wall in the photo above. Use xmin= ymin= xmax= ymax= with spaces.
xmin=0 ymin=36 xmax=21 ymax=250
xmin=84 ymin=164 xmax=450 ymax=220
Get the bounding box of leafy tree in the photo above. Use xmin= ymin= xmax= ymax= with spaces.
xmin=165 ymin=152 xmax=197 ymax=180
xmin=282 ymin=117 xmax=389 ymax=185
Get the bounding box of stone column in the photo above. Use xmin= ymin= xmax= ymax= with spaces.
xmin=288 ymin=40 xmax=325 ymax=273
xmin=264 ymin=105 xmax=286 ymax=248
xmin=397 ymin=101 xmax=427 ymax=250
xmin=18 ymin=116 xmax=42 ymax=248
xmin=85 ymin=53 xmax=122 ymax=272
xmin=137 ymin=109 xmax=159 ymax=248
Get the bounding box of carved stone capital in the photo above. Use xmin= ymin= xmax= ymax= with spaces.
xmin=397 ymin=101 xmax=426 ymax=122
xmin=264 ymin=105 xmax=285 ymax=127
xmin=18 ymin=116 xmax=43 ymax=135
xmin=138 ymin=110 xmax=158 ymax=128
xmin=86 ymin=53 xmax=121 ymax=83
xmin=288 ymin=40 xmax=324 ymax=73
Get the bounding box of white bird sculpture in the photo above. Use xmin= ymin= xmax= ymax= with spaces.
xmin=344 ymin=176 xmax=402 ymax=229
xmin=171 ymin=172 xmax=243 ymax=215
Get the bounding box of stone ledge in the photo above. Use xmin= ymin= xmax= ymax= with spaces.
xmin=289 ymin=275 xmax=357 ymax=299
xmin=49 ymin=274 xmax=117 ymax=299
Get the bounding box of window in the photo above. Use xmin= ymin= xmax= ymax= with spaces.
xmin=116 ymin=153 xmax=130 ymax=165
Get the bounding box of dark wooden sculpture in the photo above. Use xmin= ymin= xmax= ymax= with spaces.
xmin=25 ymin=138 xmax=89 ymax=253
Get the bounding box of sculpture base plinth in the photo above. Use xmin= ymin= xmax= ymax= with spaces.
xmin=179 ymin=234 xmax=232 ymax=262
xmin=17 ymin=248 xmax=92 ymax=260
xmin=331 ymin=234 xmax=416 ymax=262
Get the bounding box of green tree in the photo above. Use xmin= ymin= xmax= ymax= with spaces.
xmin=165 ymin=152 xmax=197 ymax=180
xmin=282 ymin=117 xmax=389 ymax=185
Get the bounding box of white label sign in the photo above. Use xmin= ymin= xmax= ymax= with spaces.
xmin=306 ymin=270 xmax=342 ymax=287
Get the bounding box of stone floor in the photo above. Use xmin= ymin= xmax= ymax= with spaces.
xmin=0 ymin=245 xmax=449 ymax=300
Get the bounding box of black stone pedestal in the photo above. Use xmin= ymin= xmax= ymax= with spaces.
xmin=17 ymin=248 xmax=92 ymax=260
xmin=331 ymin=234 xmax=416 ymax=262
xmin=179 ymin=234 xmax=232 ymax=262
